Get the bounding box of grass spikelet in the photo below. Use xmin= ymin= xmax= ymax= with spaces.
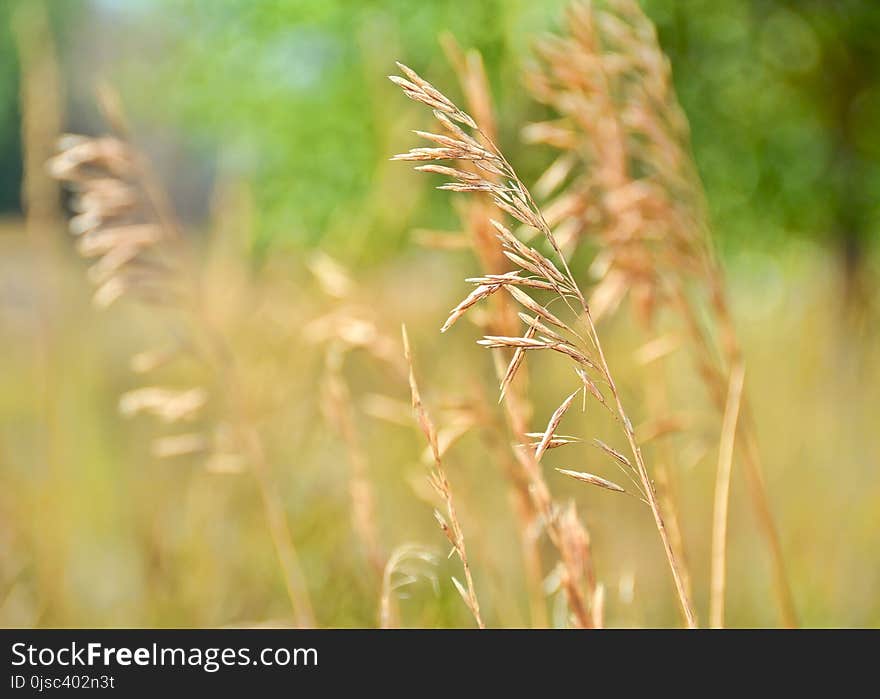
xmin=505 ymin=286 xmax=568 ymax=330
xmin=533 ymin=390 xmax=580 ymax=463
xmin=442 ymin=283 xmax=504 ymax=333
xmin=556 ymin=468 xmax=626 ymax=494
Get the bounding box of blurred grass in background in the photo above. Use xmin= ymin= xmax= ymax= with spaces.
xmin=0 ymin=0 xmax=878 ymax=627
xmin=3 ymin=0 xmax=877 ymax=263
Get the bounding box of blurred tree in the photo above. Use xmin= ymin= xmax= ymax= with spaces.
xmin=803 ymin=0 xmax=880 ymax=306
xmin=128 ymin=0 xmax=879 ymax=267
xmin=1 ymin=0 xmax=877 ymax=279
xmin=645 ymin=0 xmax=880 ymax=305
xmin=0 ymin=0 xmax=23 ymax=214
xmin=0 ymin=0 xmax=83 ymax=218
xmin=13 ymin=0 xmax=65 ymax=246
xmin=120 ymin=0 xmax=572 ymax=260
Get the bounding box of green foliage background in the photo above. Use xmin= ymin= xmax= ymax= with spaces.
xmin=1 ymin=0 xmax=879 ymax=629
xmin=1 ymin=0 xmax=879 ymax=260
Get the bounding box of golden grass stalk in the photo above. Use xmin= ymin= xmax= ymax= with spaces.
xmin=419 ymin=41 xmax=600 ymax=627
xmin=244 ymin=426 xmax=316 ymax=628
xmin=49 ymin=95 xmax=315 ymax=627
xmin=309 ymin=256 xmax=391 ymax=576
xmin=309 ymin=256 xmax=504 ymax=624
xmin=701 ymin=293 xmax=798 ymax=627
xmin=11 ymin=0 xmax=66 ymax=623
xmin=320 ymin=348 xmax=386 ymax=576
xmin=437 ymin=39 xmax=558 ymax=627
xmin=709 ymin=361 xmax=745 ymax=628
xmin=390 ymin=62 xmax=697 ymax=627
xmin=527 ymin=0 xmax=796 ymax=626
xmin=641 ymin=358 xmax=694 ymax=604
xmin=526 ymin=4 xmax=699 ymax=608
xmin=402 ymin=325 xmax=484 ymax=628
